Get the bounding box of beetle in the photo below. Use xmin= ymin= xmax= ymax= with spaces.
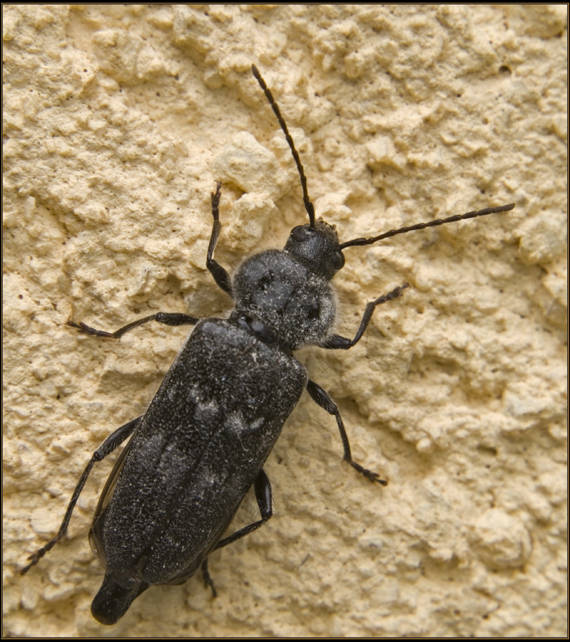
xmin=20 ymin=64 xmax=514 ymax=624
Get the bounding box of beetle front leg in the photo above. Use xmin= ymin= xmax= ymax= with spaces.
xmin=20 ymin=416 xmax=142 ymax=574
xmin=321 ymin=283 xmax=408 ymax=349
xmin=206 ymin=182 xmax=233 ymax=298
xmin=67 ymin=312 xmax=199 ymax=339
xmin=307 ymin=380 xmax=387 ymax=486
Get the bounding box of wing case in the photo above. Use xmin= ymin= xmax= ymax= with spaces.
xmin=90 ymin=318 xmax=307 ymax=586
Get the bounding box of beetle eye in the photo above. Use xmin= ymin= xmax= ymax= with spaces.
xmin=331 ymin=252 xmax=345 ymax=270
xmin=291 ymin=226 xmax=309 ymax=241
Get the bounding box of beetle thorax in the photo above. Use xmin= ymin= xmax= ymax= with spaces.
xmin=232 ymin=250 xmax=336 ymax=350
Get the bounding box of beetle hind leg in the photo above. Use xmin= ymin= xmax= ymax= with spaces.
xmin=20 ymin=416 xmax=141 ymax=575
xmin=201 ymin=559 xmax=217 ymax=598
xmin=198 ymin=471 xmax=272 ymax=597
xmin=213 ymin=469 xmax=272 ymax=551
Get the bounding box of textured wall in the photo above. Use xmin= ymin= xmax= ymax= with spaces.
xmin=3 ymin=4 xmax=567 ymax=636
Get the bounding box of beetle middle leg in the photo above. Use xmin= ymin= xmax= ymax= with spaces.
xmin=307 ymin=380 xmax=387 ymax=486
xmin=67 ymin=312 xmax=199 ymax=339
xmin=20 ymin=416 xmax=142 ymax=574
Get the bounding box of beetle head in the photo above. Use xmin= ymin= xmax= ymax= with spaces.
xmin=284 ymin=219 xmax=345 ymax=280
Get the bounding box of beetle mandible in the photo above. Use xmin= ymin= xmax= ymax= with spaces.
xmin=21 ymin=65 xmax=514 ymax=624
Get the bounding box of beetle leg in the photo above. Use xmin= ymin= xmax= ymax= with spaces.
xmin=321 ymin=283 xmax=408 ymax=349
xmin=67 ymin=312 xmax=199 ymax=339
xmin=306 ymin=379 xmax=387 ymax=486
xmin=20 ymin=416 xmax=142 ymax=575
xmin=213 ymin=469 xmax=272 ymax=551
xmin=207 ymin=182 xmax=234 ymax=298
xmin=201 ymin=559 xmax=217 ymax=598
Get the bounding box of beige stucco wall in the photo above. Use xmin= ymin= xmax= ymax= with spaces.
xmin=3 ymin=4 xmax=567 ymax=636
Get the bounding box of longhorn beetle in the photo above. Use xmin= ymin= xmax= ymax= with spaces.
xmin=21 ymin=65 xmax=514 ymax=624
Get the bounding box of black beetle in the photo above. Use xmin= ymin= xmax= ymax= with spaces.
xmin=21 ymin=65 xmax=514 ymax=624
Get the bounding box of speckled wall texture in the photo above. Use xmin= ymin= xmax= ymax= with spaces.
xmin=3 ymin=4 xmax=567 ymax=637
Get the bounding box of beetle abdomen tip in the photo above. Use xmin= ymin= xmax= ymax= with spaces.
xmin=91 ymin=574 xmax=148 ymax=625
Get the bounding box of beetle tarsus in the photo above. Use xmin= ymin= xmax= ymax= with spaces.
xmin=348 ymin=460 xmax=388 ymax=486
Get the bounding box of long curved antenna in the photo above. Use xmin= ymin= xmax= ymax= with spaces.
xmin=339 ymin=203 xmax=515 ymax=249
xmin=252 ymin=64 xmax=316 ymax=227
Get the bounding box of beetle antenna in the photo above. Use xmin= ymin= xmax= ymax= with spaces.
xmin=252 ymin=64 xmax=316 ymax=228
xmin=339 ymin=203 xmax=515 ymax=249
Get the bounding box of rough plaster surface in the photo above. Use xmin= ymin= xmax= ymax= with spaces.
xmin=3 ymin=4 xmax=567 ymax=637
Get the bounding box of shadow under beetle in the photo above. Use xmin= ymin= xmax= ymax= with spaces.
xmin=21 ymin=65 xmax=514 ymax=624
